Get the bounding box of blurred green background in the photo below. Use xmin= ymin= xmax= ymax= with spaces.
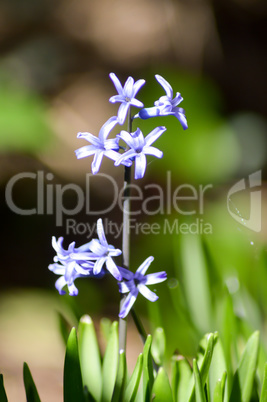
xmin=0 ymin=0 xmax=267 ymax=400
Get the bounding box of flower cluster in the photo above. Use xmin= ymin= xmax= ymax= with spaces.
xmin=49 ymin=219 xmax=166 ymax=317
xmin=49 ymin=72 xmax=186 ymax=318
xmin=75 ymin=73 xmax=188 ymax=179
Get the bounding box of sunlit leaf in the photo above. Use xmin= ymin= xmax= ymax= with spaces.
xmin=193 ymin=359 xmax=206 ymax=402
xmin=112 ymin=349 xmax=127 ymax=402
xmin=102 ymin=321 xmax=119 ymax=401
xmin=78 ymin=315 xmax=102 ymax=401
xmin=64 ymin=327 xmax=84 ymax=402
xmin=151 ymin=367 xmax=173 ymax=402
xmin=230 ymin=331 xmax=260 ymax=402
xmin=124 ymin=353 xmax=143 ymax=402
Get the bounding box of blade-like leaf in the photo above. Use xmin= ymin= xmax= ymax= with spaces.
xmin=102 ymin=321 xmax=119 ymax=402
xmin=23 ymin=362 xmax=41 ymax=402
xmin=260 ymin=362 xmax=267 ymax=402
xmin=213 ymin=372 xmax=227 ymax=402
xmin=151 ymin=328 xmax=166 ymax=366
xmin=151 ymin=367 xmax=173 ymax=402
xmin=0 ymin=374 xmax=8 ymax=402
xmin=189 ymin=333 xmax=216 ymax=401
xmin=230 ymin=331 xmax=260 ymax=402
xmin=208 ymin=337 xmax=228 ymax=402
xmin=112 ymin=349 xmax=127 ymax=402
xmin=124 ymin=353 xmax=143 ymax=402
xmin=100 ymin=318 xmax=112 ymax=344
xmin=176 ymin=358 xmax=193 ymax=402
xmin=78 ymin=315 xmax=102 ymax=401
xmin=193 ymin=359 xmax=206 ymax=402
xmin=143 ymin=335 xmax=154 ymax=402
xmin=64 ymin=327 xmax=84 ymax=402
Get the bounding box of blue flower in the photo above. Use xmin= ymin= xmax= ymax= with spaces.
xmin=74 ymin=219 xmax=123 ymax=281
xmin=135 ymin=74 xmax=188 ymax=130
xmin=115 ymin=127 xmax=166 ymax=179
xmin=118 ymin=257 xmax=167 ymax=318
xmin=75 ymin=116 xmax=123 ymax=174
xmin=48 ymin=237 xmax=100 ymax=296
xmin=109 ymin=73 xmax=145 ymax=124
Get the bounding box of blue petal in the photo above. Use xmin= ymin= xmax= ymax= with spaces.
xmin=155 ymin=74 xmax=173 ymax=99
xmin=119 ymin=291 xmax=138 ymax=318
xmin=138 ymin=284 xmax=158 ymax=302
xmin=137 ymin=107 xmax=161 ymax=119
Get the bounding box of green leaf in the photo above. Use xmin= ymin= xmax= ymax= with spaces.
xmin=189 ymin=333 xmax=216 ymax=402
xmin=143 ymin=335 xmax=154 ymax=402
xmin=100 ymin=318 xmax=112 ymax=344
xmin=151 ymin=367 xmax=173 ymax=402
xmin=112 ymin=350 xmax=127 ymax=402
xmin=78 ymin=315 xmax=102 ymax=401
xmin=193 ymin=359 xmax=206 ymax=402
xmin=0 ymin=374 xmax=8 ymax=402
xmin=260 ymin=363 xmax=267 ymax=402
xmin=171 ymin=355 xmax=179 ymax=402
xmin=180 ymin=234 xmax=213 ymax=333
xmin=230 ymin=331 xmax=260 ymax=402
xmin=64 ymin=327 xmax=84 ymax=402
xmin=23 ymin=362 xmax=41 ymax=402
xmin=176 ymin=358 xmax=193 ymax=402
xmin=213 ymin=372 xmax=227 ymax=402
xmin=151 ymin=328 xmax=166 ymax=366
xmin=208 ymin=337 xmax=228 ymax=402
xmin=124 ymin=353 xmax=143 ymax=402
xmin=101 ymin=321 xmax=119 ymax=402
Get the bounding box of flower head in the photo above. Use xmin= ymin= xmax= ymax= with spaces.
xmin=75 ymin=116 xmax=123 ymax=174
xmin=109 ymin=73 xmax=145 ymax=124
xmin=115 ymin=126 xmax=166 ymax=179
xmin=49 ymin=237 xmax=101 ymax=296
xmin=135 ymin=74 xmax=188 ymax=130
xmin=118 ymin=256 xmax=167 ymax=318
xmin=75 ymin=218 xmax=123 ymax=281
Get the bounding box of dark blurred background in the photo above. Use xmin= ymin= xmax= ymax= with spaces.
xmin=0 ymin=0 xmax=267 ymax=399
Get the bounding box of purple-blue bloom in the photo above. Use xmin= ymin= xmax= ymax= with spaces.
xmin=49 ymin=237 xmax=100 ymax=296
xmin=135 ymin=74 xmax=188 ymax=130
xmin=115 ymin=126 xmax=166 ymax=179
xmin=109 ymin=73 xmax=145 ymax=125
xmin=118 ymin=256 xmax=167 ymax=318
xmin=75 ymin=116 xmax=123 ymax=174
xmin=74 ymin=218 xmax=123 ymax=281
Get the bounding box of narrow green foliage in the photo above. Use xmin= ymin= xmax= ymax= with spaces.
xmin=189 ymin=333 xmax=216 ymax=401
xmin=151 ymin=367 xmax=173 ymax=402
xmin=102 ymin=321 xmax=119 ymax=402
xmin=171 ymin=355 xmax=179 ymax=402
xmin=78 ymin=315 xmax=102 ymax=401
xmin=193 ymin=359 xmax=206 ymax=402
xmin=112 ymin=350 xmax=127 ymax=402
xmin=100 ymin=318 xmax=112 ymax=344
xmin=143 ymin=335 xmax=154 ymax=402
xmin=151 ymin=327 xmax=166 ymax=366
xmin=23 ymin=362 xmax=41 ymax=402
xmin=0 ymin=374 xmax=8 ymax=402
xmin=230 ymin=331 xmax=260 ymax=402
xmin=64 ymin=327 xmax=84 ymax=402
xmin=208 ymin=337 xmax=228 ymax=402
xmin=260 ymin=363 xmax=267 ymax=402
xmin=176 ymin=358 xmax=193 ymax=402
xmin=124 ymin=353 xmax=143 ymax=402
xmin=213 ymin=372 xmax=227 ymax=402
